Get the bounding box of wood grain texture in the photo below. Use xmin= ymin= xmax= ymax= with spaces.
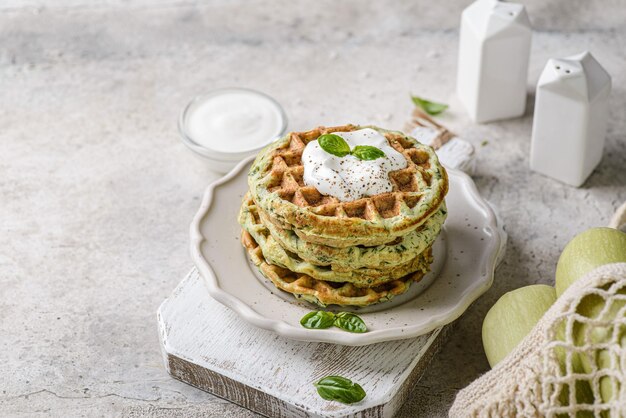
xmin=158 ymin=269 xmax=451 ymax=418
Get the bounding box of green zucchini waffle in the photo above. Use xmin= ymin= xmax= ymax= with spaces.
xmin=241 ymin=228 xmax=431 ymax=307
xmin=257 ymin=203 xmax=445 ymax=271
xmin=239 ymin=195 xmax=434 ymax=287
xmin=247 ymin=125 xmax=448 ymax=248
xmin=239 ymin=124 xmax=447 ymax=307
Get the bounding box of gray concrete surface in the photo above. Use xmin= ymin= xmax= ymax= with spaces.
xmin=1 ymin=1 xmax=625 ymax=416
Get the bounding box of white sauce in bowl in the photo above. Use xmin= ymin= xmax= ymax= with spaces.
xmin=184 ymin=89 xmax=286 ymax=154
xmin=302 ymin=128 xmax=407 ymax=202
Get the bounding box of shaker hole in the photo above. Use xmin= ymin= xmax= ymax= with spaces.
xmin=566 ymin=70 xmax=571 ymax=74
xmin=555 ymin=66 xmax=561 ymax=69
xmin=509 ymin=12 xmax=514 ymax=16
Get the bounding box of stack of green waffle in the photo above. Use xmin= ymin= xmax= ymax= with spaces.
xmin=239 ymin=125 xmax=449 ymax=307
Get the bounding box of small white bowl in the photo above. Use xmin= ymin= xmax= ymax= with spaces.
xmin=178 ymin=88 xmax=288 ymax=173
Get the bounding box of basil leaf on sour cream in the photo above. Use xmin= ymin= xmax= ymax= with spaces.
xmin=318 ymin=134 xmax=351 ymax=157
xmin=350 ymin=145 xmax=386 ymax=161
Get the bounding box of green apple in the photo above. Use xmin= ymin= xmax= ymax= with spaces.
xmin=555 ymin=227 xmax=626 ymax=297
xmin=556 ymin=227 xmax=626 ymax=406
xmin=482 ymin=284 xmax=594 ymax=408
xmin=574 ymin=286 xmax=626 ymax=406
xmin=482 ymin=284 xmax=556 ymax=367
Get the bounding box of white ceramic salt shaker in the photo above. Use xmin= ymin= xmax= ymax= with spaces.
xmin=456 ymin=0 xmax=532 ymax=123
xmin=530 ymin=52 xmax=611 ymax=187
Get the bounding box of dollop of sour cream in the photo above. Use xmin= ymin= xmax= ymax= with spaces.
xmin=302 ymin=128 xmax=407 ymax=202
xmin=186 ymin=90 xmax=284 ymax=154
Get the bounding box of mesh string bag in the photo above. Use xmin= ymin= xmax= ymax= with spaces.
xmin=449 ymin=262 xmax=626 ymax=417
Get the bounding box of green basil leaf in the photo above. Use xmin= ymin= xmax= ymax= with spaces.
xmin=317 ymin=134 xmax=351 ymax=157
xmin=350 ymin=145 xmax=386 ymax=161
xmin=300 ymin=311 xmax=335 ymax=329
xmin=334 ymin=312 xmax=367 ymax=333
xmin=314 ymin=375 xmax=366 ymax=404
xmin=411 ymin=95 xmax=448 ymax=116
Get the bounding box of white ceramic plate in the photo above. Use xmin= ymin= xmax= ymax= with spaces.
xmin=191 ymin=156 xmax=502 ymax=346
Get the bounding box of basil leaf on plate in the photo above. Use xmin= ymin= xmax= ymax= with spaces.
xmin=300 ymin=311 xmax=335 ymax=329
xmin=333 ymin=312 xmax=367 ymax=333
xmin=318 ymin=134 xmax=351 ymax=157
xmin=350 ymin=145 xmax=386 ymax=161
xmin=314 ymin=375 xmax=366 ymax=404
xmin=411 ymin=95 xmax=448 ymax=116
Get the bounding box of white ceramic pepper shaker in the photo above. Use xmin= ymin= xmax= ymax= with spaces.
xmin=530 ymin=52 xmax=611 ymax=187
xmin=456 ymin=0 xmax=532 ymax=123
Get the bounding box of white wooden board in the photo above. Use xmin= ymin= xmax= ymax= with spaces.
xmin=158 ymin=269 xmax=452 ymax=418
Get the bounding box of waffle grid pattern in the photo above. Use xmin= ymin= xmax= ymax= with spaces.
xmin=240 ymin=124 xmax=447 ymax=307
xmin=239 ymin=195 xmax=434 ymax=287
xmin=241 ymin=229 xmax=430 ymax=307
xmin=256 ymin=205 xmax=445 ymax=271
xmin=248 ymin=125 xmax=448 ymax=247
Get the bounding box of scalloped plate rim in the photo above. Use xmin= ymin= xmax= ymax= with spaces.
xmin=190 ymin=155 xmax=501 ymax=346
